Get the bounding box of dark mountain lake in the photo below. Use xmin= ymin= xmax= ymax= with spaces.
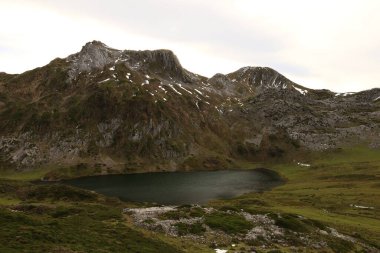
xmin=63 ymin=169 xmax=284 ymax=205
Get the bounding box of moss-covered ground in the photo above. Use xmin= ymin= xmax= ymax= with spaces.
xmin=210 ymin=146 xmax=380 ymax=251
xmin=0 ymin=180 xmax=212 ymax=253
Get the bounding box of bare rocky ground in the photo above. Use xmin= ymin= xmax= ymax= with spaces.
xmin=124 ymin=205 xmax=378 ymax=253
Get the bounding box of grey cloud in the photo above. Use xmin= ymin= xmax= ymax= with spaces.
xmin=37 ymin=0 xmax=285 ymax=54
xmin=6 ymin=0 xmax=380 ymax=92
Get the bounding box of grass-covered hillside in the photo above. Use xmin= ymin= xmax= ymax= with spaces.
xmin=0 ymin=146 xmax=379 ymax=252
xmin=0 ymin=181 xmax=211 ymax=253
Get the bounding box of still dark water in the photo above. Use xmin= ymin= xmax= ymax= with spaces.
xmin=64 ymin=169 xmax=283 ymax=205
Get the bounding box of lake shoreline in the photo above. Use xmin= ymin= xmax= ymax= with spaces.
xmin=35 ymin=167 xmax=284 ymax=182
xmin=60 ymin=169 xmax=285 ymax=205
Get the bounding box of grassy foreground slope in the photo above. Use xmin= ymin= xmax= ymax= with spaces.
xmin=210 ymin=146 xmax=380 ymax=250
xmin=0 ymin=146 xmax=379 ymax=252
xmin=0 ymin=182 xmax=212 ymax=253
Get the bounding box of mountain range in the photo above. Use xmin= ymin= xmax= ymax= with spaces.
xmin=1 ymin=41 xmax=379 ymax=177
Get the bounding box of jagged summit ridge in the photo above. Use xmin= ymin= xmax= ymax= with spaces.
xmin=66 ymin=40 xmax=194 ymax=83
xmin=229 ymin=66 xmax=294 ymax=90
xmin=67 ymin=41 xmax=122 ymax=81
xmin=208 ymin=66 xmax=309 ymax=97
xmin=59 ymin=40 xmax=328 ymax=96
xmin=122 ymin=49 xmax=195 ymax=82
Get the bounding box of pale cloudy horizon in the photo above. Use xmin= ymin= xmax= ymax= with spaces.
xmin=1 ymin=0 xmax=379 ymax=92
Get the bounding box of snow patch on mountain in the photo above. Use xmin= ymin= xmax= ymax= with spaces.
xmin=293 ymin=86 xmax=308 ymax=95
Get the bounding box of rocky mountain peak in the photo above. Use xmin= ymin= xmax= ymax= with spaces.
xmin=145 ymin=49 xmax=181 ymax=70
xmin=81 ymin=40 xmax=110 ymax=50
xmin=124 ymin=49 xmax=194 ymax=82
xmin=67 ymin=41 xmax=122 ymax=81
xmin=226 ymin=66 xmax=314 ymax=97
xmin=66 ymin=41 xmax=195 ymax=83
xmin=230 ymin=67 xmax=291 ymax=89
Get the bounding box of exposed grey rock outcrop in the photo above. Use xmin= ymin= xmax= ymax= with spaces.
xmin=123 ymin=49 xmax=196 ymax=82
xmin=228 ymin=66 xmax=295 ymax=91
xmin=67 ymin=41 xmax=122 ymax=81
xmin=67 ymin=41 xmax=196 ymax=83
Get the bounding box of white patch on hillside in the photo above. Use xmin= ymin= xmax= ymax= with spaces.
xmin=293 ymin=86 xmax=308 ymax=95
xmin=176 ymin=83 xmax=193 ymax=94
xmin=335 ymin=92 xmax=356 ymax=97
xmin=168 ymin=84 xmax=182 ymax=95
xmin=194 ymin=89 xmax=203 ymax=95
xmin=215 ymin=106 xmax=223 ymax=114
xmin=297 ymin=162 xmax=311 ymax=167
xmin=98 ymin=78 xmax=110 ymax=83
xmin=350 ymin=204 xmax=374 ymax=209
xmin=158 ymin=85 xmax=167 ymax=93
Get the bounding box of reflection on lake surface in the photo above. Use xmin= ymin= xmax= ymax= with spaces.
xmin=64 ymin=169 xmax=283 ymax=205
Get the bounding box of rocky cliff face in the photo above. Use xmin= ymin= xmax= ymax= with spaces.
xmin=0 ymin=41 xmax=379 ymax=173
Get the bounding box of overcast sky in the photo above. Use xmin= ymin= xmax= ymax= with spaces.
xmin=0 ymin=0 xmax=379 ymax=92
